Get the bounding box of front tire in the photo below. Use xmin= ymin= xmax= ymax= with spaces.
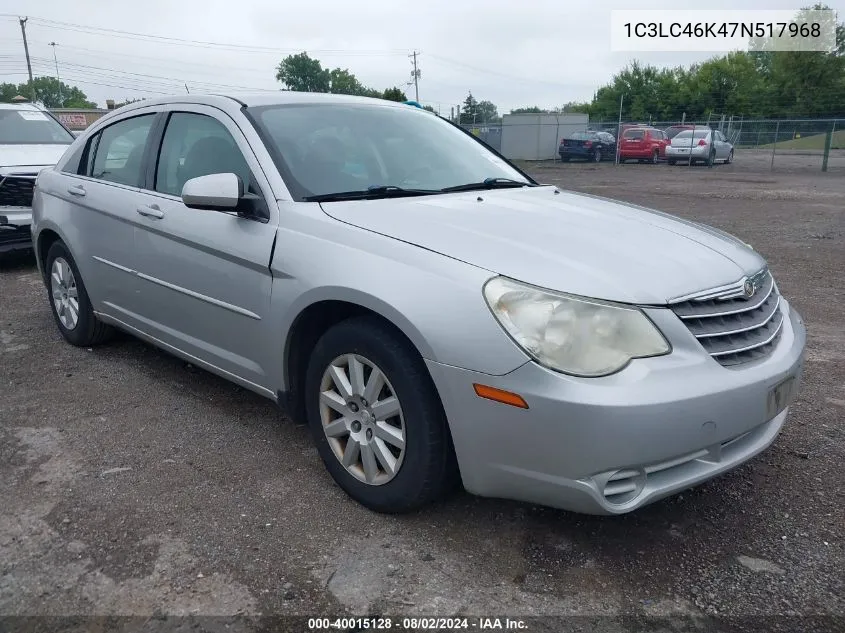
xmin=652 ymin=149 xmax=660 ymax=164
xmin=668 ymin=159 xmax=677 ymax=165
xmin=305 ymin=316 xmax=457 ymax=513
xmin=45 ymin=241 xmax=112 ymax=347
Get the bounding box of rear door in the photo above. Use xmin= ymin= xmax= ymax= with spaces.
xmin=130 ymin=105 xmax=279 ymax=393
xmin=653 ymin=130 xmax=669 ymax=157
xmin=48 ymin=110 xmax=159 ymax=324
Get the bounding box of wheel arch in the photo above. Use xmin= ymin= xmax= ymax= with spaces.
xmin=35 ymin=225 xmax=68 ymax=283
xmin=280 ymin=291 xmax=436 ymax=425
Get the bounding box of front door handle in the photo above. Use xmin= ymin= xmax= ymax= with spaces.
xmin=136 ymin=204 xmax=164 ymax=219
xmin=67 ymin=184 xmax=86 ymax=197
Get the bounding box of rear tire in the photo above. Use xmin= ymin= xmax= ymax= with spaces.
xmin=725 ymin=149 xmax=734 ymax=164
xmin=560 ymin=155 xmax=570 ymax=162
xmin=652 ymin=149 xmax=659 ymax=164
xmin=45 ymin=241 xmax=113 ymax=347
xmin=305 ymin=316 xmax=457 ymax=513
xmin=668 ymin=159 xmax=677 ymax=165
xmin=593 ymin=149 xmax=602 ymax=163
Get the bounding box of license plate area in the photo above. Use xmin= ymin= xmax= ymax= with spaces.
xmin=767 ymin=376 xmax=796 ymax=419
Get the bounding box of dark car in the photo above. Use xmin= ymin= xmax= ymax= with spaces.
xmin=559 ymin=131 xmax=616 ymax=163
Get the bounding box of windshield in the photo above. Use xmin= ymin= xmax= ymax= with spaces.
xmin=0 ymin=109 xmax=75 ymax=144
xmin=248 ymin=103 xmax=530 ymax=201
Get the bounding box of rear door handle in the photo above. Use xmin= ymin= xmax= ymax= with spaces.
xmin=67 ymin=185 xmax=86 ymax=197
xmin=136 ymin=204 xmax=164 ymax=219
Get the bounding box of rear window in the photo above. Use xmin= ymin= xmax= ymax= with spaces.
xmin=623 ymin=129 xmax=645 ymax=140
xmin=665 ymin=127 xmax=690 ymax=139
xmin=569 ymin=132 xmax=593 ymax=140
xmin=674 ymin=130 xmax=709 ymax=140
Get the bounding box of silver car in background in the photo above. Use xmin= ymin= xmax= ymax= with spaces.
xmin=666 ymin=127 xmax=734 ymax=166
xmin=0 ymin=102 xmax=76 ymax=257
xmin=30 ymin=93 xmax=804 ymax=515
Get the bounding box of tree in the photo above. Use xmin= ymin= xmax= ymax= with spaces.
xmin=460 ymin=94 xmax=498 ymax=123
xmin=476 ymin=100 xmax=498 ymax=123
xmin=382 ymin=86 xmax=407 ymax=102
xmin=510 ymin=106 xmax=547 ymax=114
xmin=423 ymin=105 xmax=436 ymax=113
xmin=328 ymin=68 xmax=366 ymax=95
xmin=0 ymin=77 xmax=96 ymax=108
xmin=558 ymin=101 xmax=591 ymax=114
xmin=276 ymin=52 xmax=399 ymax=100
xmin=276 ymin=52 xmax=330 ymax=92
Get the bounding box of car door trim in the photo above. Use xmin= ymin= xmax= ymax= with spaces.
xmin=92 ymin=255 xmax=135 ymax=274
xmin=135 ymin=271 xmax=262 ymax=320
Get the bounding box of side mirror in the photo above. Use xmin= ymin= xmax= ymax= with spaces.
xmin=181 ymin=173 xmax=243 ymax=211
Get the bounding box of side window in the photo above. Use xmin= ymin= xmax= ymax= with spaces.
xmin=90 ymin=115 xmax=155 ymax=186
xmin=155 ymin=112 xmax=254 ymax=197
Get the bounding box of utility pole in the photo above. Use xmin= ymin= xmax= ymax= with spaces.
xmin=19 ymin=17 xmax=36 ymax=102
xmin=49 ymin=42 xmax=62 ymax=105
xmin=409 ymin=51 xmax=420 ymax=102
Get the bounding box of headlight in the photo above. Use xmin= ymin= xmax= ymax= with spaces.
xmin=483 ymin=277 xmax=670 ymax=377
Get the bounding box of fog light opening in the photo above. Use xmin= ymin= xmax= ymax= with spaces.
xmin=601 ymin=468 xmax=647 ymax=505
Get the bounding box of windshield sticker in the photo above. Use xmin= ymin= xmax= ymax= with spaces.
xmin=18 ymin=111 xmax=49 ymax=121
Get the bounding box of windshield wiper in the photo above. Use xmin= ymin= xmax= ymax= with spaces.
xmin=303 ymin=185 xmax=439 ymax=203
xmin=440 ymin=177 xmax=536 ymax=193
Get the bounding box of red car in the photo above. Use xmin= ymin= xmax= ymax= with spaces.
xmin=619 ymin=127 xmax=669 ymax=163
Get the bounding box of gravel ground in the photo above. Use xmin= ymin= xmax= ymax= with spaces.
xmin=1 ymin=157 xmax=843 ymax=633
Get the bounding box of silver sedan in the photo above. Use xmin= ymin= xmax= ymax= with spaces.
xmin=31 ymin=93 xmax=803 ymax=515
xmin=666 ymin=128 xmax=734 ymax=166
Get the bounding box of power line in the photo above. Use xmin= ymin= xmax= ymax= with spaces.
xmin=1 ymin=15 xmax=408 ymax=56
xmin=25 ymin=56 xmax=276 ymax=92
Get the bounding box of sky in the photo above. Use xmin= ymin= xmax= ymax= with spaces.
xmin=0 ymin=0 xmax=842 ymax=113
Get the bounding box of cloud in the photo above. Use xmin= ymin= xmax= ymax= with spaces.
xmin=2 ymin=0 xmax=841 ymax=112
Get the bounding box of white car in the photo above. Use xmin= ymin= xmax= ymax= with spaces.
xmin=0 ymin=102 xmax=76 ymax=257
xmin=665 ymin=128 xmax=734 ymax=166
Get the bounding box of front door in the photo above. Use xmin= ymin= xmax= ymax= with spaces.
xmin=131 ymin=107 xmax=278 ymax=394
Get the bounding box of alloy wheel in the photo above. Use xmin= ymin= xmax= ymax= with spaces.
xmin=50 ymin=257 xmax=80 ymax=330
xmin=318 ymin=354 xmax=406 ymax=485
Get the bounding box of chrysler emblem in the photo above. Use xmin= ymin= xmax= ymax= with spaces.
xmin=743 ymin=279 xmax=755 ymax=298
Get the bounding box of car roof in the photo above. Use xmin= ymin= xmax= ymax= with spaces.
xmin=114 ymin=91 xmax=414 ymax=111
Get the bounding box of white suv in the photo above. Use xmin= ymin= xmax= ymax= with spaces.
xmin=0 ymin=101 xmax=75 ymax=257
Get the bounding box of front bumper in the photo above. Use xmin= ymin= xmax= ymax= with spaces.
xmin=0 ymin=208 xmax=33 ymax=254
xmin=427 ymin=304 xmax=806 ymax=515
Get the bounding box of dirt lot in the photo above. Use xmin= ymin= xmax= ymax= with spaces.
xmin=1 ymin=157 xmax=843 ymax=632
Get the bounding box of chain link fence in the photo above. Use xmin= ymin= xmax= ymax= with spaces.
xmin=461 ymin=116 xmax=844 ymax=172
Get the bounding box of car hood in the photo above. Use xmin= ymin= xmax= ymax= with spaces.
xmin=320 ymin=186 xmax=766 ymax=305
xmin=0 ymin=144 xmax=69 ymax=171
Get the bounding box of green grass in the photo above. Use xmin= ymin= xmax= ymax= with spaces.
xmin=756 ymin=129 xmax=845 ymax=150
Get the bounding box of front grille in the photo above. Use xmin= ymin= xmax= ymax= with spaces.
xmin=0 ymin=175 xmax=36 ymax=208
xmin=669 ymin=270 xmax=784 ymax=367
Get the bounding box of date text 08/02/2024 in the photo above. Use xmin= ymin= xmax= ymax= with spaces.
xmin=307 ymin=617 xmax=529 ymax=630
